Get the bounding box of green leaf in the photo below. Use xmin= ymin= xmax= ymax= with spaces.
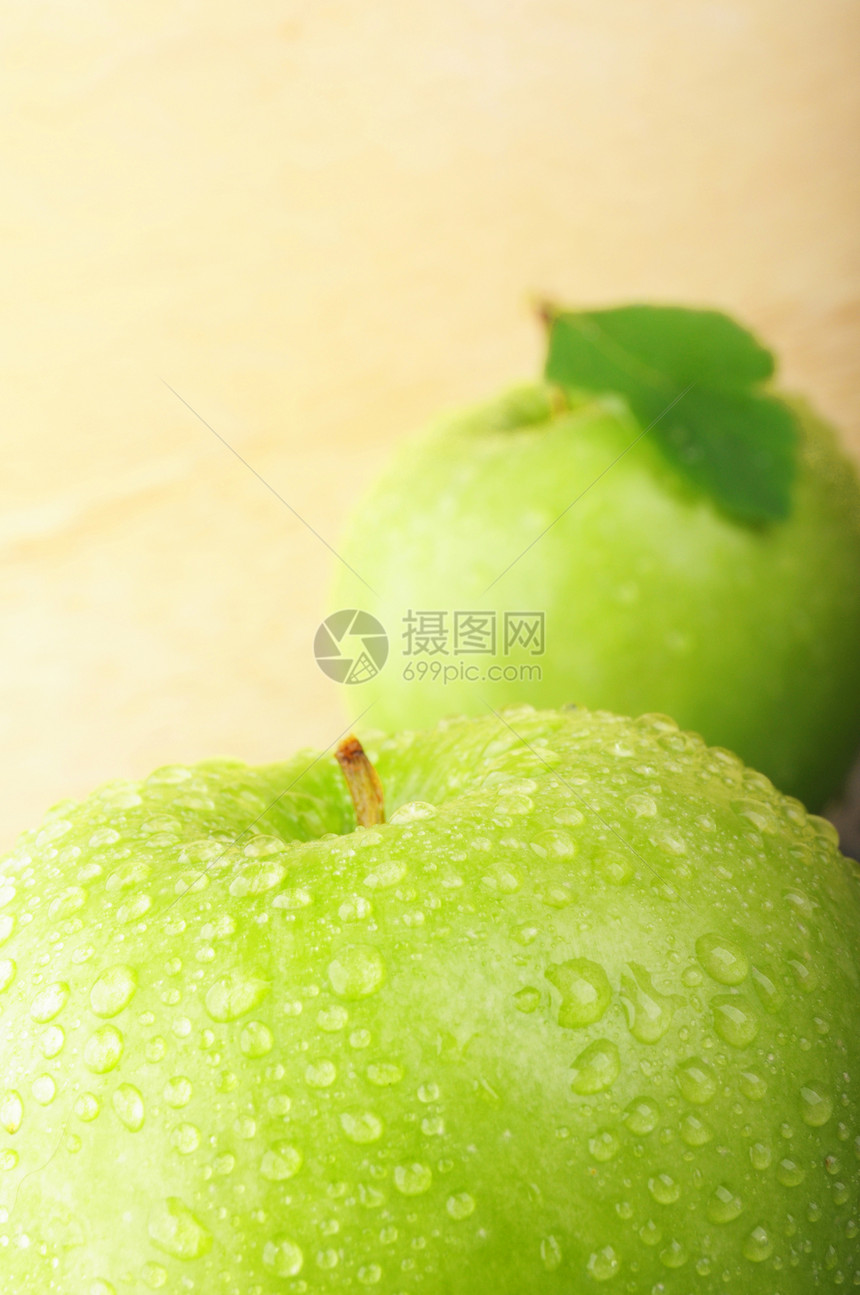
xmin=544 ymin=304 xmax=799 ymax=521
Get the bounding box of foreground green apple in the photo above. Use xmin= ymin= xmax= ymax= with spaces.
xmin=332 ymin=306 xmax=860 ymax=810
xmin=1 ymin=707 xmax=859 ymax=1292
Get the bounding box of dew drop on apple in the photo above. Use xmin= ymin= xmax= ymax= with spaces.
xmin=204 ymin=971 xmax=270 ymax=1022
xmin=776 ymin=1156 xmax=805 ymax=1186
xmin=695 ymin=933 xmax=749 ymax=985
xmin=305 ymin=1059 xmax=337 ymax=1088
xmin=163 ymin=1076 xmax=193 ymax=1108
xmin=570 ymin=1039 xmax=621 ymax=1095
xmin=589 ymin=1129 xmax=620 ymax=1162
xmin=623 ymin=1096 xmax=660 ymax=1135
xmin=680 ymin=1113 xmax=713 ymax=1146
xmin=546 ymin=958 xmax=611 ymax=1028
xmin=89 ymin=965 xmax=137 ymax=1018
xmin=84 ymin=1025 xmax=124 ymax=1073
xmin=327 ymin=944 xmax=385 ymax=999
xmin=40 ymin=1025 xmax=64 ymax=1059
xmin=31 ymin=1074 xmax=56 ymax=1105
xmin=317 ymin=1005 xmax=349 ymax=1032
xmin=74 ymin=1092 xmax=100 ymax=1122
xmin=240 ymin=1021 xmax=274 ymax=1058
xmin=675 ymin=1056 xmax=716 ymax=1104
xmin=659 ymin=1239 xmax=688 ymax=1269
xmin=141 ymin=1262 xmax=167 ymax=1288
xmin=112 ymin=1083 xmax=145 ymax=1131
xmin=539 ymin=1235 xmax=562 ymax=1270
xmin=0 ymin=958 xmax=16 ymax=993
xmin=0 ymin=1149 xmax=19 ymax=1171
xmin=90 ymin=1281 xmax=116 ymax=1295
xmin=620 ymin=962 xmax=680 ymax=1043
xmin=586 ymin=1245 xmax=620 ymax=1282
xmin=357 ymin=1263 xmax=382 ymax=1284
xmin=388 ymin=801 xmax=437 ymax=824
xmin=513 ymin=986 xmax=541 ymax=1014
xmin=800 ymin=1084 xmax=833 ymax=1127
xmin=260 ymin=1141 xmax=303 ymax=1180
xmin=648 ymin=1173 xmax=680 ymax=1204
xmin=170 ymin=1122 xmax=200 ymax=1154
xmin=739 ymin=1069 xmax=767 ymax=1101
xmin=707 ymin=1184 xmax=743 ymax=1223
xmin=148 ymin=1196 xmax=212 ymax=1260
xmin=711 ymin=994 xmax=759 ymax=1048
xmin=598 ymin=851 xmax=634 ymax=886
xmin=146 ymin=1036 xmax=166 ymax=1064
xmin=29 ymin=981 xmax=70 ymax=1024
xmin=48 ymin=887 xmax=87 ymax=919
xmin=394 ymin=1162 xmax=432 ymax=1195
xmin=639 ymin=1219 xmax=662 ymax=1247
xmin=742 ymin=1225 xmax=774 ymax=1263
xmin=340 ymin=1111 xmax=383 ymax=1144
xmin=0 ymin=1090 xmax=23 ymax=1134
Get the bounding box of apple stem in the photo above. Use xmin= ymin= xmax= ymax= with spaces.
xmin=335 ymin=736 xmax=385 ymax=828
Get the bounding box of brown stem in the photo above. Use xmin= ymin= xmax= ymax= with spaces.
xmin=335 ymin=736 xmax=385 ymax=828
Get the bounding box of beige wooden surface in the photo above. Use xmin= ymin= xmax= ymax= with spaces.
xmin=1 ymin=1 xmax=858 ymax=848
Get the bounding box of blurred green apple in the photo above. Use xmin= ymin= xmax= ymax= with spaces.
xmin=1 ymin=707 xmax=859 ymax=1291
xmin=332 ymin=306 xmax=860 ymax=810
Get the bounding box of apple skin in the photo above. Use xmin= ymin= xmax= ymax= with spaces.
xmin=332 ymin=383 xmax=860 ymax=810
xmin=1 ymin=706 xmax=859 ymax=1292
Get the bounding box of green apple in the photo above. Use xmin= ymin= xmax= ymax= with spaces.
xmin=1 ymin=706 xmax=859 ymax=1292
xmin=331 ymin=307 xmax=860 ymax=811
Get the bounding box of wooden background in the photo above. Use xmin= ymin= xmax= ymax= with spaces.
xmin=1 ymin=0 xmax=858 ymax=847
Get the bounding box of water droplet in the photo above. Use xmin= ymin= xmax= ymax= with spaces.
xmin=363 ymin=859 xmax=407 ymax=889
xmin=163 ymin=1076 xmax=193 ymax=1108
xmin=84 ymin=1025 xmax=124 ymax=1074
xmin=327 ymin=945 xmax=385 ymax=999
xmin=204 ymin=972 xmax=269 ymax=1022
xmin=531 ymin=829 xmax=575 ymax=858
xmin=742 ymin=1226 xmax=774 ymax=1263
xmin=0 ymin=1149 xmax=18 ymax=1171
xmin=90 ymin=965 xmax=137 ymax=1018
xmin=90 ymin=1281 xmax=116 ymax=1295
xmin=620 ymin=963 xmax=681 ymax=1043
xmin=589 ymin=1129 xmax=621 ymax=1162
xmin=145 ymin=1036 xmax=166 ymax=1064
xmin=599 ymin=852 xmax=634 ymax=885
xmin=739 ymin=1070 xmax=767 ymax=1101
xmin=358 ymin=1264 xmax=382 ymax=1284
xmin=750 ymin=1141 xmax=771 ymax=1170
xmin=240 ymin=1021 xmax=274 ymax=1058
xmin=546 ymin=958 xmax=611 ymax=1028
xmin=680 ymin=1113 xmax=713 ymax=1146
xmin=141 ymin=1262 xmax=167 ymax=1289
xmin=1 ymin=1091 xmax=23 ymax=1134
xmin=787 ymin=954 xmax=818 ymax=994
xmin=389 ymin=801 xmax=436 ymax=823
xmin=394 ymin=1162 xmax=432 ymax=1195
xmin=260 ymin=1142 xmax=303 ymax=1180
xmin=148 ymin=1197 xmax=212 ymax=1260
xmin=708 ymin=1184 xmax=743 ymax=1222
xmin=675 ymin=1057 xmax=716 ymax=1104
xmin=648 ymin=1173 xmax=680 ymax=1204
xmin=446 ymin=1192 xmax=476 ymax=1220
xmin=659 ymin=1239 xmax=688 ymax=1269
xmin=112 ymin=1083 xmax=145 ymax=1131
xmin=74 ymin=1092 xmax=100 ymax=1122
xmin=263 ymin=1236 xmax=304 ymax=1277
xmin=49 ymin=887 xmax=86 ymax=919
xmin=305 ymin=1060 xmax=337 ymax=1088
xmin=624 ymin=1097 xmax=660 ymax=1135
xmin=625 ymin=793 xmax=657 ymax=818
xmin=32 ymin=1075 xmax=56 ymax=1105
xmin=30 ymin=981 xmax=70 ymax=1024
xmin=586 ymin=1245 xmax=620 ymax=1282
xmin=40 ymin=1026 xmax=65 ymax=1059
xmin=540 ymin=1235 xmax=563 ymax=1271
xmin=229 ymin=858 xmax=287 ymax=897
xmin=366 ymin=1062 xmax=403 ymax=1086
xmin=800 ymin=1085 xmax=832 ymax=1127
xmin=116 ymin=894 xmax=152 ymax=924
xmin=776 ymin=1157 xmax=805 ymax=1186
xmin=170 ymin=1123 xmax=200 ymax=1154
xmin=711 ymin=995 xmax=759 ymax=1048
xmin=570 ymin=1039 xmax=621 ymax=1095
xmin=696 ymin=933 xmax=748 ymax=985
xmin=341 ymin=1111 xmax=383 ymax=1143
xmin=513 ymin=986 xmax=541 ymax=1014
xmin=318 ymin=1005 xmax=349 ymax=1032
xmin=639 ymin=1219 xmax=662 ymax=1247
